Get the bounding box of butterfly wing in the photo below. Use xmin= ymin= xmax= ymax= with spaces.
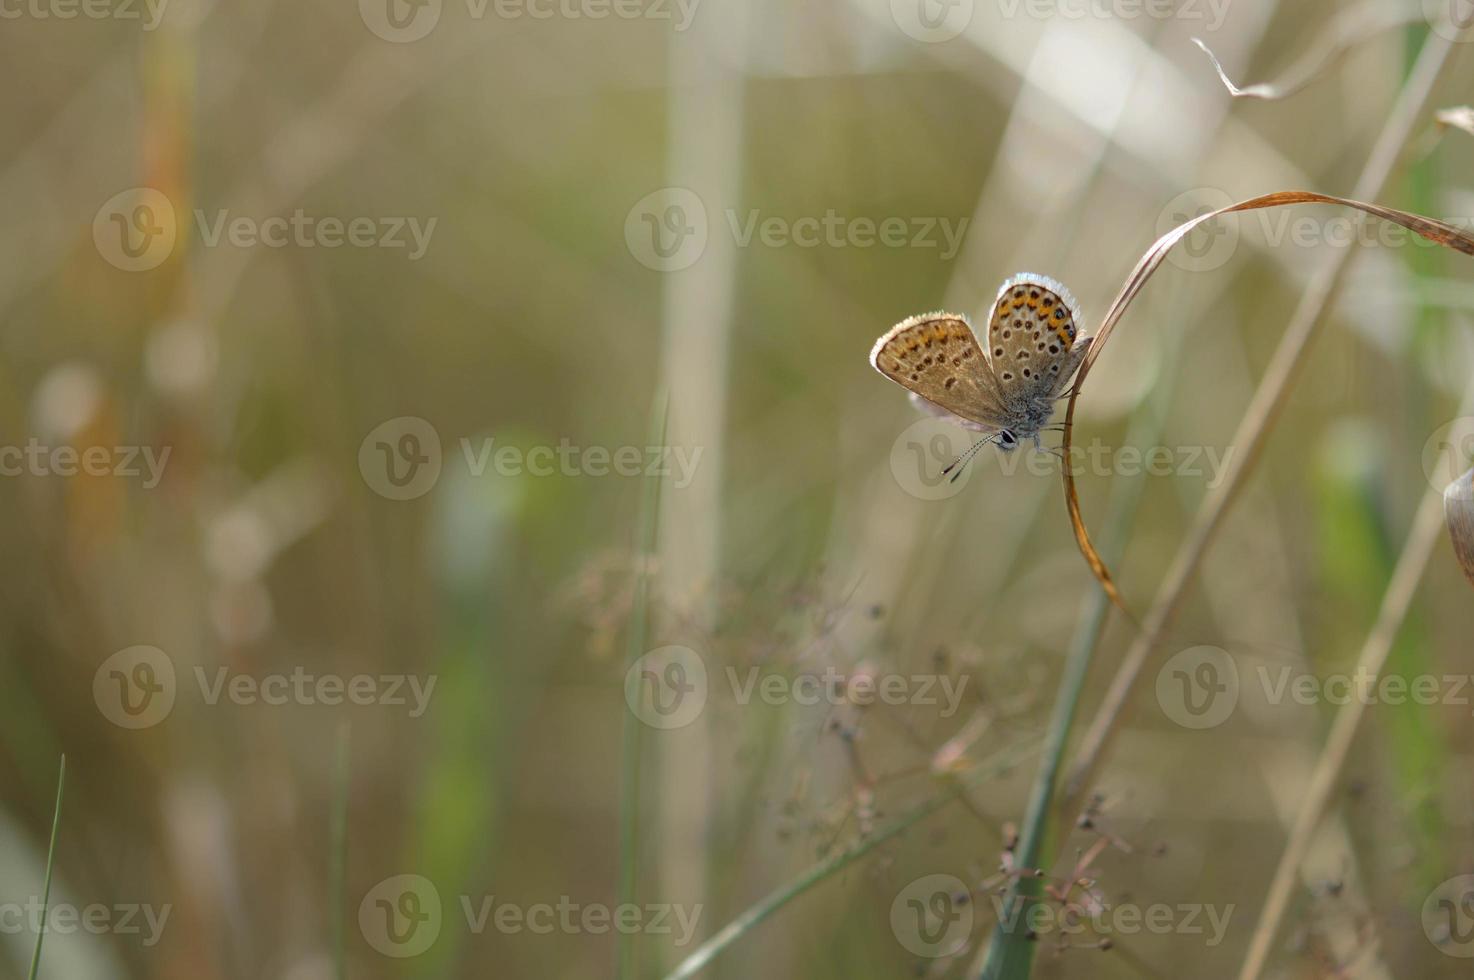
xmin=906 ymin=391 xmax=994 ymax=432
xmin=986 ymin=273 xmax=1086 ymax=402
xmin=870 ymin=312 xmax=1011 ymax=431
xmin=1049 ymin=334 xmax=1093 ymax=398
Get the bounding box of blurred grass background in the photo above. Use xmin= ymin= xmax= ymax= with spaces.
xmin=1 ymin=0 xmax=1474 ymax=977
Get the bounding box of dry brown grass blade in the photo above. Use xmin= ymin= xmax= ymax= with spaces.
xmin=1236 ymin=469 xmax=1455 ymax=980
xmin=1063 ymin=192 xmax=1474 ymax=614
xmin=1192 ymin=1 xmax=1421 ymax=101
xmin=1235 ymin=377 xmax=1474 ymax=980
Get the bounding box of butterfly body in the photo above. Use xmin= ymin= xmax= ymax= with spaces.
xmin=870 ymin=273 xmax=1091 ymax=452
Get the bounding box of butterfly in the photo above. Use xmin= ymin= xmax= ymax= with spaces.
xmin=870 ymin=273 xmax=1092 ymax=476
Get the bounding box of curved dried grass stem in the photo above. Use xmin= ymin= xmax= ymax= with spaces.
xmin=1060 ymin=27 xmax=1463 ymax=808
xmin=1192 ymin=0 xmax=1425 ymax=101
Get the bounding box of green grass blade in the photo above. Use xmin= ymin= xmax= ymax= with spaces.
xmin=28 ymin=754 xmax=65 ymax=980
xmin=980 ymin=328 xmax=1182 ymax=980
xmin=619 ymin=388 xmax=670 ymax=980
xmin=331 ymin=723 xmax=351 ymax=980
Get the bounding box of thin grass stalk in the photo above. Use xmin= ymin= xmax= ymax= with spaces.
xmin=330 ymin=723 xmax=350 ymax=980
xmin=661 ymin=736 xmax=1042 ymax=980
xmin=980 ymin=316 xmax=1185 ymax=979
xmin=27 ymin=755 xmax=65 ymax=980
xmin=619 ymin=391 xmax=670 ymax=980
xmin=1235 ymin=377 xmax=1474 ymax=980
xmin=1061 ymin=26 xmax=1462 ymax=808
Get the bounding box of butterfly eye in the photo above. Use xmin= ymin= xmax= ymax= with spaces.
xmin=998 ymin=430 xmax=1017 ymax=448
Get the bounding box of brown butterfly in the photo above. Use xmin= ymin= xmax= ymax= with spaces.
xmin=870 ymin=273 xmax=1092 ymax=473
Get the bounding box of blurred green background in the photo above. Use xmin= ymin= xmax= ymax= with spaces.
xmin=1 ymin=0 xmax=1473 ymax=977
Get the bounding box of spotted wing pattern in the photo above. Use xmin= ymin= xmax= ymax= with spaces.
xmin=986 ymin=273 xmax=1085 ymax=401
xmin=869 ymin=312 xmax=1009 ymax=431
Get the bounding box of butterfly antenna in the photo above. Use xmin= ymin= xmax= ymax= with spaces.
xmin=943 ymin=436 xmax=997 ymax=483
